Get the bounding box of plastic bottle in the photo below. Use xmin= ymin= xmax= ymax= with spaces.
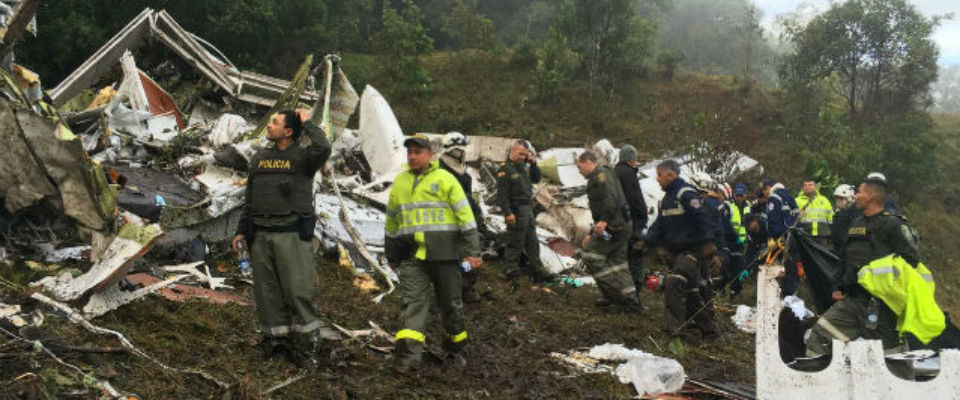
xmin=460 ymin=260 xmax=472 ymax=273
xmin=236 ymin=240 xmax=252 ymax=277
xmin=865 ymin=297 xmax=879 ymax=330
xmin=601 ymin=230 xmax=612 ymax=241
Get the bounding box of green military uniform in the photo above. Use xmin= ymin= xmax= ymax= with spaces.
xmin=806 ymin=211 xmax=919 ymax=356
xmin=236 ymin=121 xmax=331 ymax=365
xmin=582 ymin=166 xmax=639 ymax=307
xmin=496 ymin=160 xmax=547 ymax=279
xmin=386 ymin=160 xmax=480 ymax=369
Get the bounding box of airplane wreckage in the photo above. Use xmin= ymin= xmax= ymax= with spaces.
xmin=0 ymin=5 xmax=957 ymax=400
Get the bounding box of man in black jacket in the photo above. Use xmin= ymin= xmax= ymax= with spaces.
xmin=439 ymin=132 xmax=485 ymax=302
xmin=613 ymin=145 xmax=648 ymax=306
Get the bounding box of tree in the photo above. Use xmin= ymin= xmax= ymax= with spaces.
xmin=555 ymin=0 xmax=656 ymax=98
xmin=441 ymin=0 xmax=497 ymax=51
xmin=374 ymin=0 xmax=434 ymax=97
xmin=780 ymin=0 xmax=941 ymax=124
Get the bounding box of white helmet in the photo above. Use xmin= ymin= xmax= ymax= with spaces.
xmin=833 ymin=184 xmax=855 ymax=200
xmin=441 ymin=131 xmax=469 ymax=148
xmin=688 ymin=171 xmax=715 ymax=192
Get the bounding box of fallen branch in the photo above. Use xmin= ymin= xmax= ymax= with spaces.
xmin=0 ymin=325 xmax=123 ymax=397
xmin=30 ymin=292 xmax=229 ymax=389
xmin=260 ymin=372 xmax=308 ymax=396
xmin=333 ymin=167 xmax=395 ymax=303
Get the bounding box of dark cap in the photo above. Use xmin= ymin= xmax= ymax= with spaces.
xmin=403 ymin=134 xmax=431 ymax=149
xmin=734 ymin=183 xmax=747 ymax=196
xmin=761 ymin=178 xmax=774 ymax=187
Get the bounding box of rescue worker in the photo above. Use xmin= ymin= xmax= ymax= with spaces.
xmin=577 ymin=151 xmax=641 ymax=310
xmin=438 ymin=132 xmax=484 ymax=303
xmin=613 ymin=144 xmax=648 ymax=305
xmin=829 ymin=184 xmax=856 ymax=253
xmin=795 ymin=178 xmax=834 ymax=247
xmin=645 ymin=160 xmax=718 ymax=340
xmin=760 ymin=179 xmax=799 ymax=241
xmin=497 ymin=140 xmax=550 ymax=281
xmin=232 ymin=109 xmax=331 ymax=368
xmin=726 ymin=183 xmax=750 ymax=294
xmin=805 ymin=177 xmax=919 ymax=356
xmin=385 ymin=134 xmax=482 ymax=371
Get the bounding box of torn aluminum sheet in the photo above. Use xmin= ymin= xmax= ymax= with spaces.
xmin=193 ymin=164 xmax=246 ymax=218
xmin=357 ymin=85 xmax=404 ymax=179
xmin=105 ymin=51 xmax=184 ymax=143
xmin=539 ymin=241 xmax=578 ymax=275
xmin=125 ymin=272 xmax=249 ymax=306
xmin=82 ymin=274 xmax=186 ymax=318
xmin=13 ymin=104 xmax=115 ymax=231
xmin=314 ymin=193 xmax=385 ymax=253
xmin=536 ymin=200 xmax=593 ymax=243
xmin=0 ymin=303 xmax=20 ymax=319
xmin=552 ymin=343 xmax=685 ymax=396
xmin=316 ymin=55 xmax=360 ymax=142
xmin=160 ymin=261 xmax=231 ymax=291
xmin=208 ymin=113 xmax=253 ymax=147
xmin=0 ymin=99 xmax=59 ymax=212
xmin=37 ymin=244 xmax=90 ymax=263
xmin=32 ymin=222 xmax=163 ymax=301
xmin=731 ymin=305 xmax=757 ymax=334
xmin=539 ymin=148 xmax=586 ymax=187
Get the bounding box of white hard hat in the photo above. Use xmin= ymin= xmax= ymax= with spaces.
xmin=834 ymin=184 xmax=855 ymax=199
xmin=689 ymin=172 xmax=715 ymax=192
xmin=442 ymin=131 xmax=469 ymax=148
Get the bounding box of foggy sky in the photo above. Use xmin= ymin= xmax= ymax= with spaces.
xmin=756 ymin=0 xmax=960 ymax=66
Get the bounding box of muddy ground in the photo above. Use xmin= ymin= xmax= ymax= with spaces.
xmin=0 ymin=249 xmax=756 ymax=399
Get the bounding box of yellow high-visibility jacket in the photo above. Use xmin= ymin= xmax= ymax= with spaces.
xmin=796 ymin=192 xmax=834 ymax=237
xmin=385 ymin=161 xmax=480 ymax=262
xmin=858 ymin=254 xmax=945 ymax=344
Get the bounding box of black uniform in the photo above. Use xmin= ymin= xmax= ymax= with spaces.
xmin=806 ymin=210 xmax=919 ymax=356
xmin=439 ymin=157 xmax=484 ymax=299
xmin=647 ymin=178 xmax=718 ymax=337
xmin=614 ymin=161 xmax=648 ymax=297
xmin=236 ymin=122 xmax=331 ymax=366
xmin=582 ymin=166 xmax=638 ymax=307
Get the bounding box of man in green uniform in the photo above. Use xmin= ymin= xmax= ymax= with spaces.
xmin=232 ymin=109 xmax=331 ymax=368
xmin=577 ymin=151 xmax=641 ymax=310
xmin=497 ymin=141 xmax=550 ymax=281
xmin=805 ymin=176 xmax=919 ymax=356
xmin=386 ymin=135 xmax=482 ymax=371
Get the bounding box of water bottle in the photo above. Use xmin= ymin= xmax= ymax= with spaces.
xmin=236 ymin=240 xmax=252 ymax=277
xmin=865 ymin=297 xmax=879 ymax=330
xmin=460 ymin=260 xmax=472 ymax=273
xmin=600 ymin=230 xmax=612 ymax=241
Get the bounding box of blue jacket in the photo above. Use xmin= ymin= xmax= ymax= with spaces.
xmin=765 ymin=188 xmax=798 ymax=239
xmin=646 ymin=178 xmax=717 ymax=252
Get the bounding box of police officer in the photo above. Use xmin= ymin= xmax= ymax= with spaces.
xmin=439 ymin=132 xmax=484 ymax=303
xmin=497 ymin=140 xmax=549 ymax=281
xmin=613 ymin=145 xmax=648 ymax=305
xmin=795 ymin=178 xmax=834 ymax=247
xmin=577 ymin=151 xmax=640 ymax=310
xmin=806 ymin=177 xmax=919 ymax=356
xmin=232 ymin=109 xmax=331 ymax=368
xmin=386 ymin=134 xmax=482 ymax=371
xmin=646 ymin=160 xmax=718 ymax=340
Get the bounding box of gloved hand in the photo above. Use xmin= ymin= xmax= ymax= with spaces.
xmin=766 ymin=237 xmax=776 ymax=249
xmin=737 ymin=269 xmax=750 ymax=282
xmin=736 ymin=236 xmax=744 ymax=246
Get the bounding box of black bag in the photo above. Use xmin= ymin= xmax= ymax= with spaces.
xmin=298 ymin=215 xmax=316 ymax=241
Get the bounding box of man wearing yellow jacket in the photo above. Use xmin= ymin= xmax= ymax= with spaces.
xmin=806 ymin=176 xmax=918 ymax=356
xmin=796 ymin=179 xmax=834 ymax=247
xmin=386 ymin=135 xmax=482 ymax=371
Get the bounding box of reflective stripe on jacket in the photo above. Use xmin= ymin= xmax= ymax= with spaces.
xmin=858 ymin=254 xmax=944 ymax=344
xmin=385 ymin=161 xmax=480 ymax=262
xmin=796 ymin=193 xmax=834 ymax=237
